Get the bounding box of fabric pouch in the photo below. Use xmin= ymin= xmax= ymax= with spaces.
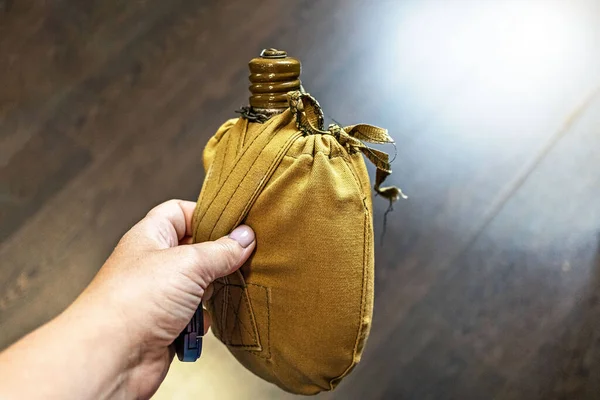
xmin=192 ymin=91 xmax=402 ymax=395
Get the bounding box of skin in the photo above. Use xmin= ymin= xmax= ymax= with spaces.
xmin=0 ymin=199 xmax=256 ymax=400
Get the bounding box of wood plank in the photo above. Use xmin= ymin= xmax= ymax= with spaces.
xmin=0 ymin=0 xmax=356 ymax=350
xmin=1 ymin=0 xmax=600 ymax=399
xmin=339 ymin=83 xmax=600 ymax=400
xmin=0 ymin=0 xmax=207 ymax=164
xmin=321 ymin=0 xmax=600 ymax=398
xmin=0 ymin=128 xmax=91 ymax=243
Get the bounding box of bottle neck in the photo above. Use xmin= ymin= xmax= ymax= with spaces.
xmin=248 ymin=49 xmax=301 ymax=112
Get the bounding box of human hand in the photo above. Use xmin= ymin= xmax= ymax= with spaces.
xmin=73 ymin=199 xmax=255 ymax=398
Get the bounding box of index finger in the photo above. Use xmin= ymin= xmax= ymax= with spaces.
xmin=146 ymin=199 xmax=197 ymax=241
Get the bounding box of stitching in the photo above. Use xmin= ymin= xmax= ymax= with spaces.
xmin=238 ymin=284 xmax=259 ymax=346
xmin=229 ymin=285 xmax=258 ymax=346
xmin=207 ymin=127 xmax=299 ymax=240
xmin=191 ymin=136 xmax=224 ymax=238
xmin=327 ymin=156 xmax=371 ymax=389
xmin=238 ymin=118 xmax=249 ymax=154
xmin=222 ymin=280 xmax=229 ymax=340
xmin=264 ymin=285 xmax=272 ymax=359
xmin=233 ymin=132 xmax=302 ymax=228
xmin=197 ymin=116 xmax=279 ymax=227
xmin=234 ymin=289 xmax=243 ymax=345
xmin=212 ymin=282 xmax=260 ymax=348
xmin=241 ymin=283 xmax=272 ymax=359
xmin=193 ymin=125 xmax=234 ymax=237
xmin=217 ymin=129 xmax=231 ymax=185
xmin=242 ymin=283 xmax=261 ymax=347
xmin=283 ymin=152 xmax=345 ymax=160
xmin=225 ymin=285 xmax=258 ymax=346
xmin=340 ymin=152 xmax=366 ymax=207
xmin=226 ymin=280 xmax=234 ymax=343
xmin=329 ymin=208 xmax=370 ymax=389
xmin=226 ymin=285 xmax=261 ymax=349
xmin=193 ymin=116 xmax=283 ymax=240
xmin=207 ymin=283 xmax=227 ymax=340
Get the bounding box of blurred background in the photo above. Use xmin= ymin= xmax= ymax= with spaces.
xmin=2 ymin=0 xmax=600 ymax=398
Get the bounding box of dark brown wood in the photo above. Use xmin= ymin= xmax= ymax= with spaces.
xmin=2 ymin=1 xmax=600 ymax=399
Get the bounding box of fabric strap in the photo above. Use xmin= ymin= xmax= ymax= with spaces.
xmin=193 ymin=109 xmax=301 ymax=244
xmin=288 ymin=91 xmax=406 ymax=204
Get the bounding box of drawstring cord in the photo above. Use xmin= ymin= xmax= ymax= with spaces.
xmin=288 ymin=90 xmax=407 ymax=206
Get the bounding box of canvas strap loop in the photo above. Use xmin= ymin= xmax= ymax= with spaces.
xmin=287 ymin=91 xmax=406 ymax=205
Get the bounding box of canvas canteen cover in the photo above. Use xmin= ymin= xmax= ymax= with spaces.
xmin=190 ymin=49 xmax=404 ymax=395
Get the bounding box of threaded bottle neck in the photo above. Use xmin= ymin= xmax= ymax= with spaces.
xmin=248 ymin=48 xmax=301 ymax=113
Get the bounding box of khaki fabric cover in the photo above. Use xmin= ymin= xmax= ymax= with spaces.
xmin=192 ymin=92 xmax=401 ymax=395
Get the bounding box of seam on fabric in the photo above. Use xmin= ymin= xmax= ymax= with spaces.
xmin=241 ymin=283 xmax=272 ymax=359
xmin=222 ymin=278 xmax=230 ymax=342
xmin=208 ymin=282 xmax=227 ymax=341
xmin=237 ymin=118 xmax=248 ymax=155
xmin=234 ymin=132 xmax=302 ymax=228
xmin=329 ymin=208 xmax=370 ymax=389
xmin=217 ymin=128 xmax=231 ymax=186
xmin=193 ymin=117 xmax=277 ymax=238
xmin=204 ymin=129 xmax=294 ymax=289
xmin=193 ymin=123 xmax=236 ymax=235
xmin=193 ymin=116 xmax=283 ymax=240
xmin=340 ymin=152 xmax=366 ymax=207
xmin=203 ymin=130 xmax=299 ymax=291
xmin=240 ymin=284 xmax=261 ymax=348
xmin=328 ymin=156 xmax=371 ymax=389
xmin=192 ymin=130 xmax=230 ymax=238
xmin=230 ymin=284 xmax=260 ymax=347
xmin=207 ymin=129 xmax=299 ymax=240
xmin=226 ymin=283 xmax=259 ymax=347
xmin=224 ymin=284 xmax=262 ymax=350
xmin=215 ymin=282 xmax=261 ymax=349
xmin=283 ymin=152 xmax=345 ymax=160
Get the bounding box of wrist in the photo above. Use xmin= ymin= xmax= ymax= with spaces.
xmin=59 ymin=294 xmax=140 ymax=398
xmin=0 ymin=297 xmax=140 ymax=400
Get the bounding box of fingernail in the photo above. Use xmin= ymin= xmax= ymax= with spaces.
xmin=228 ymin=225 xmax=255 ymax=248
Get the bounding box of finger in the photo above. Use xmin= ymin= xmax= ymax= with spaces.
xmin=173 ymin=225 xmax=256 ymax=285
xmin=203 ymin=309 xmax=211 ymax=334
xmin=146 ymin=199 xmax=197 ymax=241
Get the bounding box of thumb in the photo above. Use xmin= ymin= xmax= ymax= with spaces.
xmin=170 ymin=225 xmax=256 ymax=288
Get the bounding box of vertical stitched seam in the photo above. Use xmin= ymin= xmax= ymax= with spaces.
xmin=235 ymin=286 xmax=260 ymax=346
xmin=328 ymin=158 xmax=371 ymax=389
xmin=243 ymin=284 xmax=272 ymax=359
xmin=264 ymin=286 xmax=271 ymax=359
xmin=243 ymin=287 xmax=261 ymax=347
xmin=217 ymin=130 xmax=231 ymax=185
xmin=220 ymin=284 xmax=261 ymax=350
xmin=221 ymin=279 xmax=229 ymax=341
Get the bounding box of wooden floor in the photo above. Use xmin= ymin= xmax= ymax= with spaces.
xmin=2 ymin=1 xmax=600 ymax=399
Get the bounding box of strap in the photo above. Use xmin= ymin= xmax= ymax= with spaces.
xmin=288 ymin=90 xmax=406 ymax=205
xmin=192 ymin=112 xmax=300 ymax=353
xmin=193 ymin=109 xmax=301 ymax=243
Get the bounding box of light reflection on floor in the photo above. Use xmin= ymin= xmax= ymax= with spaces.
xmin=154 ymin=332 xmax=293 ymax=400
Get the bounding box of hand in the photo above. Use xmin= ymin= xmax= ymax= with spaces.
xmin=81 ymin=199 xmax=256 ymax=398
xmin=0 ymin=199 xmax=256 ymax=400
